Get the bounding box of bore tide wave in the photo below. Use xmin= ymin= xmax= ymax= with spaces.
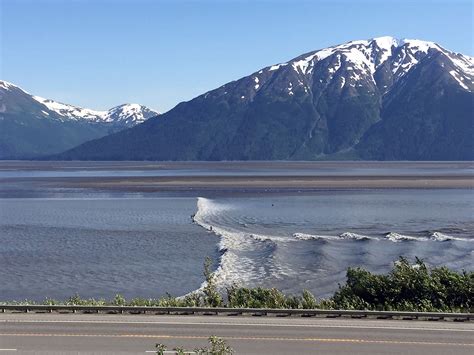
xmin=192 ymin=195 xmax=473 ymax=296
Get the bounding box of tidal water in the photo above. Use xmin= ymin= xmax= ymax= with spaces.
xmin=0 ymin=162 xmax=472 ymax=300
xmin=0 ymin=197 xmax=219 ymax=300
xmin=193 ymin=191 xmax=473 ymax=297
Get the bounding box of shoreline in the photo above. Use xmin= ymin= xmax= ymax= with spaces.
xmin=14 ymin=175 xmax=474 ymax=191
xmin=1 ymin=160 xmax=473 ymax=172
xmin=1 ymin=161 xmax=472 ymax=192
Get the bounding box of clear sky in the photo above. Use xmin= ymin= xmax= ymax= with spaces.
xmin=1 ymin=0 xmax=472 ymax=112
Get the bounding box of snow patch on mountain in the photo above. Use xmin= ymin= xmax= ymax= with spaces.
xmin=254 ymin=77 xmax=260 ymax=90
xmin=106 ymin=103 xmax=158 ymax=125
xmin=260 ymin=36 xmax=473 ymax=92
xmin=449 ymin=70 xmax=469 ymax=90
xmin=372 ymin=36 xmax=399 ymax=62
xmin=401 ymin=39 xmax=440 ymax=53
xmin=33 ymin=96 xmax=159 ymax=124
xmin=269 ymin=63 xmax=288 ymax=71
xmin=0 ymin=80 xmax=16 ymax=90
xmin=33 ymin=96 xmax=106 ymax=122
xmin=282 ymin=36 xmax=400 ymax=76
xmin=448 ymin=54 xmax=474 ymax=77
xmin=1 ymin=80 xmax=159 ymax=125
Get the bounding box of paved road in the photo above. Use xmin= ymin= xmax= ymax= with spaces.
xmin=0 ymin=313 xmax=472 ymax=354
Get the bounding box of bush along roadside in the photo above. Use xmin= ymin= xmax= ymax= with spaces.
xmin=0 ymin=257 xmax=471 ymax=312
xmin=155 ymin=335 xmax=233 ymax=355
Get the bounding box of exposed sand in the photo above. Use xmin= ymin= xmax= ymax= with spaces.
xmin=29 ymin=175 xmax=473 ymax=191
xmin=1 ymin=160 xmax=473 ymax=171
xmin=1 ymin=161 xmax=472 ymax=192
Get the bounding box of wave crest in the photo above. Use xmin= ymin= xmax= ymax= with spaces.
xmin=293 ymin=232 xmax=373 ymax=241
xmin=384 ymin=232 xmax=425 ymax=242
xmin=429 ymin=232 xmax=473 ymax=242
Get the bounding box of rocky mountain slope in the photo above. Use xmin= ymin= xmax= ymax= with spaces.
xmin=49 ymin=37 xmax=474 ymax=160
xmin=0 ymin=80 xmax=159 ymax=158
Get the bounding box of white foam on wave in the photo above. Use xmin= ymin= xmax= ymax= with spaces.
xmin=385 ymin=231 xmax=472 ymax=242
xmin=293 ymin=233 xmax=338 ymax=241
xmin=193 ymin=197 xmax=292 ymax=291
xmin=293 ymin=231 xmax=472 ymax=243
xmin=192 ymin=198 xmax=255 ymax=290
xmin=429 ymin=232 xmax=473 ymax=242
xmin=293 ymin=232 xmax=374 ymax=241
xmin=339 ymin=232 xmax=375 ymax=240
xmin=191 ymin=197 xmax=473 ymax=294
xmin=384 ymin=232 xmax=427 ymax=242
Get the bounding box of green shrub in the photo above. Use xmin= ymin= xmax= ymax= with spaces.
xmin=203 ymin=257 xmax=223 ymax=307
xmin=194 ymin=335 xmax=234 ymax=354
xmin=227 ymin=285 xmax=288 ymax=308
xmin=183 ymin=292 xmax=203 ymax=307
xmin=301 ymin=290 xmax=318 ymax=309
xmin=331 ymin=257 xmax=473 ymax=312
xmin=156 ymin=336 xmax=233 ymax=355
xmin=113 ymin=294 xmax=126 ymax=306
xmin=155 ymin=343 xmax=167 ymax=355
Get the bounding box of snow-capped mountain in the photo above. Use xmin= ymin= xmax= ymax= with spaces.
xmin=263 ymin=36 xmax=472 ymax=94
xmin=1 ymin=80 xmax=159 ymax=126
xmin=32 ymin=96 xmax=157 ymax=126
xmin=29 ymin=94 xmax=157 ymax=128
xmin=31 ymin=37 xmax=474 ymax=160
xmin=105 ymin=103 xmax=158 ymax=126
xmin=0 ymin=80 xmax=159 ymax=158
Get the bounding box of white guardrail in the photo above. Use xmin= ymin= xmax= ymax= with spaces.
xmin=0 ymin=304 xmax=471 ymax=321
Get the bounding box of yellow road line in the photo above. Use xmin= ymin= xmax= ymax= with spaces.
xmin=1 ymin=319 xmax=472 ymax=333
xmin=0 ymin=333 xmax=472 ymax=347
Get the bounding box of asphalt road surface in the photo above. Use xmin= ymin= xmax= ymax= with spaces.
xmin=0 ymin=313 xmax=472 ymax=354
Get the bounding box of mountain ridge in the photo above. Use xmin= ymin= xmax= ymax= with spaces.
xmin=21 ymin=36 xmax=474 ymax=160
xmin=0 ymin=80 xmax=159 ymax=158
xmin=0 ymin=80 xmax=159 ymax=125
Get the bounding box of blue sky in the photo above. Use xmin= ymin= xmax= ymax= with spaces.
xmin=1 ymin=0 xmax=472 ymax=112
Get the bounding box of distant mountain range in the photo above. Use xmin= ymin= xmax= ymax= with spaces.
xmin=0 ymin=80 xmax=159 ymax=158
xmin=5 ymin=36 xmax=474 ymax=161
